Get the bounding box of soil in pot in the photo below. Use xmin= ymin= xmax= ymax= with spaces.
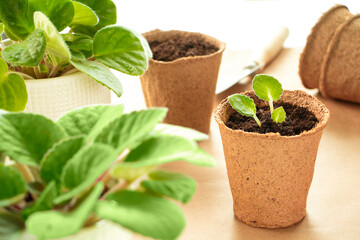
xmin=149 ymin=36 xmax=219 ymax=62
xmin=226 ymin=102 xmax=319 ymax=136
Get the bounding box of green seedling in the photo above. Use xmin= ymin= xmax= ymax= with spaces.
xmin=228 ymin=74 xmax=286 ymax=127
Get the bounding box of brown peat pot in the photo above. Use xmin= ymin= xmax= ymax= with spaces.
xmin=140 ymin=30 xmax=225 ymax=133
xmin=214 ymin=90 xmax=330 ymax=229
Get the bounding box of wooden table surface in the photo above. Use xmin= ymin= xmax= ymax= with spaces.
xmin=114 ymin=48 xmax=360 ymax=240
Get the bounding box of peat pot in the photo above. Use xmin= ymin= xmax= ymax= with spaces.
xmin=214 ymin=90 xmax=330 ymax=228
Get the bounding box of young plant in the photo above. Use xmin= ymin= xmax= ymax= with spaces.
xmin=0 ymin=0 xmax=151 ymax=111
xmin=228 ymin=74 xmax=286 ymax=127
xmin=0 ymin=105 xmax=216 ymax=240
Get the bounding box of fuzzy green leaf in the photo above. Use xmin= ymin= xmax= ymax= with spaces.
xmin=93 ymin=26 xmax=148 ymax=76
xmin=252 ymin=74 xmax=283 ymax=102
xmin=122 ymin=135 xmax=216 ymax=167
xmin=0 ymin=59 xmax=27 ymax=111
xmin=72 ymin=1 xmax=98 ymax=26
xmin=21 ymin=181 xmax=58 ymax=220
xmin=0 ymin=0 xmax=33 ymax=40
xmin=40 ymin=136 xmax=84 ymax=183
xmin=0 ymin=112 xmax=65 ymax=166
xmin=70 ymin=59 xmax=123 ymax=97
xmin=53 ymin=144 xmax=116 ymax=204
xmin=34 ymin=11 xmax=71 ymax=66
xmin=4 ymin=27 xmax=19 ymax=41
xmin=228 ymin=94 xmax=257 ymax=117
xmin=29 ymin=0 xmax=74 ymax=32
xmin=0 ymin=23 xmax=3 ymax=34
xmin=71 ymin=0 xmax=116 ymax=37
xmin=2 ymin=29 xmax=46 ymax=67
xmin=56 ymin=104 xmax=123 ymax=139
xmin=271 ymin=106 xmax=286 ymax=123
xmin=26 ymin=182 xmax=103 ymax=240
xmin=94 ymin=108 xmax=167 ymax=153
xmin=0 ymin=164 xmax=27 ymax=207
xmin=142 ymin=170 xmax=196 ymax=204
xmin=154 ymin=124 xmax=208 ymax=141
xmin=111 ymin=165 xmax=155 ymax=182
xmin=94 ymin=190 xmax=186 ymax=240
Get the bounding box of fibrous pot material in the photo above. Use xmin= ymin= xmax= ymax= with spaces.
xmin=140 ymin=30 xmax=225 ymax=133
xmin=215 ymin=90 xmax=330 ymax=228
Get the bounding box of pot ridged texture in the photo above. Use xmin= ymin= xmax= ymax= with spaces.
xmin=214 ymin=90 xmax=330 ymax=228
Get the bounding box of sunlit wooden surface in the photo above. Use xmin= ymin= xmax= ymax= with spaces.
xmin=114 ymin=48 xmax=360 ymax=240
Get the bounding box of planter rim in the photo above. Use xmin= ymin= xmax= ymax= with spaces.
xmin=143 ymin=29 xmax=226 ymax=65
xmin=24 ymin=70 xmax=83 ymax=83
xmin=299 ymin=4 xmax=349 ymax=89
xmin=214 ymin=90 xmax=330 ymax=139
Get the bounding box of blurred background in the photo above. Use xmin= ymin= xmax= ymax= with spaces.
xmin=113 ymin=0 xmax=360 ymax=50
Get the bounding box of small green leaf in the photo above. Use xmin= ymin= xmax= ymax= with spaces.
xmin=54 ymin=144 xmax=116 ymax=204
xmin=29 ymin=0 xmax=74 ymax=32
xmin=95 ymin=108 xmax=167 ymax=153
xmin=21 ymin=181 xmax=58 ymax=220
xmin=0 ymin=211 xmax=25 ymax=240
xmin=4 ymin=27 xmax=19 ymax=41
xmin=142 ymin=170 xmax=196 ymax=204
xmin=0 ymin=0 xmax=33 ymax=40
xmin=56 ymin=104 xmax=123 ymax=139
xmin=26 ymin=182 xmax=103 ymax=240
xmin=271 ymin=106 xmax=286 ymax=123
xmin=33 ymin=11 xmax=71 ymax=66
xmin=94 ymin=190 xmax=186 ymax=240
xmin=180 ymin=147 xmax=217 ymax=167
xmin=252 ymin=74 xmax=283 ymax=102
xmin=40 ymin=136 xmax=84 ymax=183
xmin=72 ymin=1 xmax=99 ymax=26
xmin=70 ymin=59 xmax=122 ymax=97
xmin=228 ymin=94 xmax=262 ymax=127
xmin=0 ymin=112 xmax=65 ymax=165
xmin=228 ymin=94 xmax=257 ymax=117
xmin=0 ymin=23 xmax=3 ymax=33
xmin=93 ymin=26 xmax=148 ymax=76
xmin=0 ymin=59 xmax=28 ymax=111
xmin=0 ymin=164 xmax=27 ymax=207
xmin=71 ymin=0 xmax=116 ymax=37
xmin=2 ymin=29 xmax=46 ymax=67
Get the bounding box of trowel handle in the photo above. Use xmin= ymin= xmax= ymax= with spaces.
xmin=249 ymin=25 xmax=289 ymax=68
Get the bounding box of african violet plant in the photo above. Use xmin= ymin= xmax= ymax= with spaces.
xmin=0 ymin=105 xmax=216 ymax=240
xmin=228 ymin=74 xmax=286 ymax=127
xmin=0 ymin=0 xmax=151 ymax=111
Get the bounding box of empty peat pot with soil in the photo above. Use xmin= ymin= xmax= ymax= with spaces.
xmin=140 ymin=29 xmax=226 ymax=133
xmin=214 ymin=75 xmax=330 ymax=228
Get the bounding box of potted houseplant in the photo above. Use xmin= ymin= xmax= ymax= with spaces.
xmin=214 ymin=74 xmax=330 ymax=228
xmin=0 ymin=104 xmax=216 ymax=240
xmin=140 ymin=29 xmax=225 ymax=133
xmin=0 ymin=0 xmax=151 ymax=119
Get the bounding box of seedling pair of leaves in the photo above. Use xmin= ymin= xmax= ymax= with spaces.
xmin=0 ymin=105 xmax=216 ymax=240
xmin=228 ymin=74 xmax=286 ymax=127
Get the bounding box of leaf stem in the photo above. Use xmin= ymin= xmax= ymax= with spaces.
xmin=269 ymin=100 xmax=274 ymax=113
xmin=33 ymin=66 xmax=43 ymax=79
xmin=14 ymin=163 xmax=35 ymax=183
xmin=253 ymin=115 xmax=262 ymax=128
xmin=48 ymin=64 xmax=60 ymax=78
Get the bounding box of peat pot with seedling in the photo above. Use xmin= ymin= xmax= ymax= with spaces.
xmin=0 ymin=104 xmax=216 ymax=240
xmin=0 ymin=0 xmax=151 ymax=119
xmin=215 ymin=75 xmax=330 ymax=228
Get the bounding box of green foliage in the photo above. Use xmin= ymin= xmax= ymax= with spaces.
xmin=0 ymin=211 xmax=25 ymax=240
xmin=0 ymin=105 xmax=216 ymax=239
xmin=0 ymin=0 xmax=151 ymax=111
xmin=95 ymin=190 xmax=186 ymax=240
xmin=2 ymin=29 xmax=46 ymax=67
xmin=229 ymin=75 xmax=286 ymax=127
xmin=0 ymin=59 xmax=28 ymax=111
xmin=142 ymin=171 xmax=197 ymax=204
xmin=0 ymin=164 xmax=27 ymax=207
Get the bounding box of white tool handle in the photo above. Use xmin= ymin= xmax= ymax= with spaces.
xmin=249 ymin=25 xmax=289 ymax=68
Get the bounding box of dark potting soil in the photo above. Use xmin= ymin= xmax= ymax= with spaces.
xmin=226 ymin=102 xmax=319 ymax=136
xmin=149 ymin=36 xmax=219 ymax=62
